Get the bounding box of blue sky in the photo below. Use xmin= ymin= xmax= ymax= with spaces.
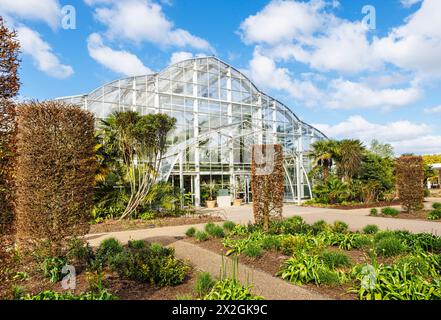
xmin=1 ymin=0 xmax=440 ymax=155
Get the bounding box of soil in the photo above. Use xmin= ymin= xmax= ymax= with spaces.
xmin=89 ymin=215 xmax=223 ymax=234
xmin=374 ymin=210 xmax=440 ymax=222
xmin=303 ymin=200 xmax=401 ymax=210
xmin=186 ymin=237 xmax=396 ymax=301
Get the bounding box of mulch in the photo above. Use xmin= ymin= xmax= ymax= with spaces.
xmin=89 ymin=215 xmax=223 ymax=234
xmin=303 ymin=200 xmax=401 ymax=210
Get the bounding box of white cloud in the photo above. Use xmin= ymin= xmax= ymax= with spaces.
xmin=248 ymin=50 xmax=321 ymax=102
xmin=239 ymin=0 xmax=325 ymax=45
xmin=169 ymin=51 xmax=206 ymax=65
xmin=87 ymin=33 xmax=151 ymax=77
xmin=0 ymin=0 xmax=61 ymax=29
xmin=424 ymin=105 xmax=441 ymax=114
xmin=313 ymin=116 xmax=441 ymax=155
xmin=17 ymin=26 xmax=74 ymax=78
xmin=372 ymin=0 xmax=441 ymax=78
xmin=326 ymin=79 xmax=422 ymax=110
xmin=86 ymin=0 xmax=213 ymax=51
xmin=400 ymin=0 xmax=423 ymax=8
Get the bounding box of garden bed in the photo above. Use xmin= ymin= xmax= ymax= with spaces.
xmin=185 ymin=219 xmax=441 ymax=300
xmin=89 ymin=215 xmax=223 ymax=234
xmin=302 ymin=200 xmax=401 ymax=210
xmin=373 ymin=210 xmax=440 ymax=222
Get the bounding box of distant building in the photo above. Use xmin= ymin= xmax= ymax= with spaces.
xmin=57 ymin=57 xmax=326 ymax=206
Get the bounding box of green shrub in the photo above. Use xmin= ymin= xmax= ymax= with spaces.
xmin=243 ymin=242 xmax=263 ymax=258
xmin=204 ymin=279 xmax=263 ymax=300
xmin=41 ymin=257 xmax=67 ymax=283
xmin=316 ymin=269 xmax=341 ymax=285
xmin=332 ymin=221 xmax=349 ymax=233
xmin=363 ymin=225 xmax=379 ymax=235
xmin=93 ymin=238 xmax=124 ymax=269
xmin=381 ymin=207 xmax=400 ymax=216
xmin=433 ymin=203 xmax=441 ymax=210
xmin=370 ymin=208 xmax=378 ymax=216
xmin=353 ymin=264 xmax=441 ymax=300
xmin=376 ymin=237 xmax=406 ymax=257
xmin=185 ymin=227 xmax=196 ymax=237
xmin=261 ymin=235 xmax=281 ymax=251
xmin=109 ymin=243 xmax=189 ymax=286
xmin=139 ymin=211 xmax=155 ymax=221
xmin=280 ymin=234 xmax=324 ymax=255
xmin=269 ymin=216 xmax=310 ymax=235
xmin=205 ymin=224 xmax=224 ymax=238
xmin=319 ymin=251 xmax=350 ymax=268
xmin=195 ymin=231 xmax=209 ymax=242
xmin=66 ymin=238 xmax=94 ymax=266
xmin=223 ymin=221 xmax=236 ymax=232
xmin=311 ymin=220 xmax=328 ymax=234
xmin=428 ymin=209 xmax=441 ymax=221
xmin=194 ymin=272 xmax=215 ymax=298
xmin=277 ymin=252 xmax=324 ymax=285
xmin=373 ymin=231 xmax=396 ymax=243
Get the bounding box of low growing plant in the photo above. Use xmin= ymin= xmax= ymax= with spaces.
xmin=41 ymin=257 xmax=67 ymax=283
xmin=370 ymin=208 xmax=378 ymax=216
xmin=195 ymin=231 xmax=209 ymax=242
xmin=381 ymin=207 xmax=400 ymax=216
xmin=331 ymin=221 xmax=349 ymax=234
xmin=205 ymin=223 xmax=224 ymax=238
xmin=428 ymin=209 xmax=441 ymax=221
xmin=363 ymin=225 xmax=379 ymax=235
xmin=243 ymin=242 xmax=263 ymax=258
xmin=223 ymin=221 xmax=236 ymax=232
xmin=194 ymin=272 xmax=216 ymax=298
xmin=185 ymin=227 xmax=196 ymax=237
xmin=319 ymin=250 xmax=351 ymax=269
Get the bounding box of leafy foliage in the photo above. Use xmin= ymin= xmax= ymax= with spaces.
xmin=185 ymin=227 xmax=196 ymax=237
xmin=194 ymin=272 xmax=216 ymax=298
xmin=381 ymin=207 xmax=400 ymax=216
xmin=363 ymin=225 xmax=379 ymax=235
xmin=204 ymin=279 xmax=263 ymax=300
xmin=108 ymin=240 xmax=189 ymax=286
xmin=18 ymin=290 xmax=116 ymax=300
xmin=41 ymin=257 xmax=67 ymax=283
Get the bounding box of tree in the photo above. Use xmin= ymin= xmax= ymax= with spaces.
xmin=0 ymin=16 xmax=20 ymax=99
xmin=369 ymin=139 xmax=394 ymax=159
xmin=310 ymin=139 xmax=338 ymax=180
xmin=101 ymin=112 xmax=176 ymax=220
xmin=335 ymin=139 xmax=366 ymax=182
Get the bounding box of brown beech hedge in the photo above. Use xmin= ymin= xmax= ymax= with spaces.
xmin=251 ymin=144 xmax=284 ymax=232
xmin=15 ymin=102 xmax=96 ymax=250
xmin=0 ymin=98 xmax=16 ymax=235
xmin=396 ymin=155 xmax=424 ymax=213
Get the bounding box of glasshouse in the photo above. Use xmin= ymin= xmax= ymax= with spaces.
xmin=57 ymin=57 xmax=326 ymax=206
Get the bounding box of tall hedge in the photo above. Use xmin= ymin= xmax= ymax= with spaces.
xmin=0 ymin=98 xmax=16 ymax=235
xmin=15 ymin=102 xmax=96 ymax=252
xmin=251 ymin=144 xmax=284 ymax=232
xmin=396 ymin=155 xmax=424 ymax=213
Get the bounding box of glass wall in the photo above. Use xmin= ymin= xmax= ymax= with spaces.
xmin=57 ymin=57 xmax=326 ymax=206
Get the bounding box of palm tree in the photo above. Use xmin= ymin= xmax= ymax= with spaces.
xmin=310 ymin=139 xmax=338 ymax=180
xmin=335 ymin=139 xmax=366 ymax=182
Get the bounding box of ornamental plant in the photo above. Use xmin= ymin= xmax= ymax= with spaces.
xmin=396 ymin=156 xmax=425 ymax=212
xmin=15 ymin=102 xmax=96 ymax=254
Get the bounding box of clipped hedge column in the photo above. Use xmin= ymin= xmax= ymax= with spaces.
xmin=15 ymin=102 xmax=96 ymax=252
xmin=251 ymin=144 xmax=284 ymax=232
xmin=396 ymin=155 xmax=424 ymax=213
xmin=0 ymin=98 xmax=16 ymax=236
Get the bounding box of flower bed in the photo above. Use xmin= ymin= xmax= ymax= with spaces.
xmin=186 ymin=218 xmax=441 ymax=300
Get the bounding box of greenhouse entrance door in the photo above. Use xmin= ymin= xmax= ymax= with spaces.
xmin=234 ymin=174 xmax=252 ymax=204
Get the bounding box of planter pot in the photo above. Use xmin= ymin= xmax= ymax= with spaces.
xmin=206 ymin=200 xmax=217 ymax=208
xmin=233 ymin=199 xmax=243 ymax=206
